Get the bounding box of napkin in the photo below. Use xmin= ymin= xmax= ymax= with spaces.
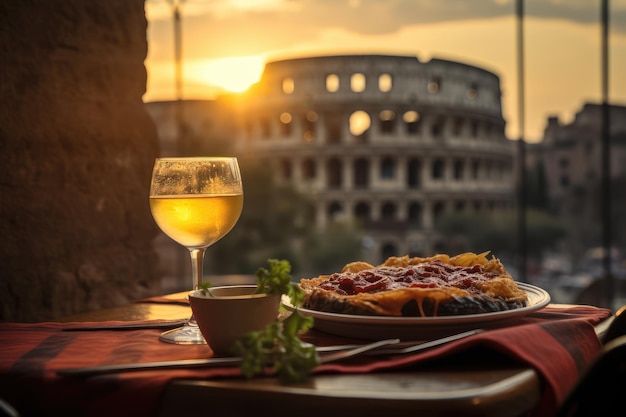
xmin=0 ymin=305 xmax=611 ymax=417
xmin=311 ymin=305 xmax=611 ymax=417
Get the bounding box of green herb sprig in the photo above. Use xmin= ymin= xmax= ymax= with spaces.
xmin=234 ymin=309 xmax=316 ymax=383
xmin=254 ymin=258 xmax=305 ymax=307
xmin=232 ymin=258 xmax=318 ymax=383
xmin=198 ymin=281 xmax=212 ymax=296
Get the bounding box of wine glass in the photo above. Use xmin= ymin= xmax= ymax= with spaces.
xmin=149 ymin=157 xmax=243 ymax=344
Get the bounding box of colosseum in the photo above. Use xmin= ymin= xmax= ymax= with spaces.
xmin=235 ymin=54 xmax=517 ymax=262
xmin=234 ymin=55 xmax=516 ymax=261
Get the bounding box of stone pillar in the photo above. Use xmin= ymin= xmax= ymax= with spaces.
xmin=371 ymin=200 xmax=382 ymax=222
xmin=444 ymin=157 xmax=453 ymax=183
xmin=0 ymin=0 xmax=161 ymax=322
xmin=315 ymin=113 xmax=326 ymax=144
xmin=315 ymin=156 xmax=327 ymax=190
xmin=369 ymin=155 xmax=379 ymax=188
xmin=421 ymin=156 xmax=432 ymax=188
xmin=292 ymin=112 xmax=303 ymax=141
xmin=422 ymin=200 xmax=434 ymax=229
xmin=397 ymin=156 xmax=408 ymax=189
xmin=464 ymin=156 xmax=473 ymax=183
xmin=343 ymin=156 xmax=353 ymax=190
xmin=397 ymin=197 xmax=408 ymax=222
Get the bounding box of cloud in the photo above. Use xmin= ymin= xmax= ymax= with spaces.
xmin=148 ymin=0 xmax=626 ymax=33
xmin=307 ymin=0 xmax=626 ymax=35
xmin=146 ymin=0 xmax=626 ymax=61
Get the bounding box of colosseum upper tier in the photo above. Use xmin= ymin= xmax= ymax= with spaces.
xmin=235 ymin=54 xmax=516 ymax=261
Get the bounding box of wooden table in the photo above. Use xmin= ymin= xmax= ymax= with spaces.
xmin=159 ymin=365 xmax=540 ymax=417
xmin=58 ymin=295 xmax=613 ymax=417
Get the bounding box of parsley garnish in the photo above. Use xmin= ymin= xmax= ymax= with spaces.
xmin=232 ymin=259 xmax=319 ymax=383
xmin=198 ymin=281 xmax=212 ymax=295
xmin=254 ymin=258 xmax=305 ymax=307
xmin=234 ymin=310 xmax=317 ymax=383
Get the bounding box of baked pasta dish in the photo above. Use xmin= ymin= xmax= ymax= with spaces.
xmin=300 ymin=252 xmax=528 ymax=317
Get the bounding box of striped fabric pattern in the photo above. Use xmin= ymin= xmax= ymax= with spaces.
xmin=0 ymin=305 xmax=612 ymax=417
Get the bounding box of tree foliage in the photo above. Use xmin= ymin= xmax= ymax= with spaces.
xmin=206 ymin=159 xmax=316 ymax=275
xmin=302 ymin=223 xmax=363 ymax=275
xmin=435 ymin=209 xmax=566 ymax=259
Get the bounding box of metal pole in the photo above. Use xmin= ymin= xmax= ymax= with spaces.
xmin=516 ymin=0 xmax=527 ymax=282
xmin=169 ymin=0 xmax=184 ymax=101
xmin=173 ymin=1 xmax=183 ymax=101
xmin=168 ymin=0 xmax=185 ymax=154
xmin=601 ymin=0 xmax=612 ymax=308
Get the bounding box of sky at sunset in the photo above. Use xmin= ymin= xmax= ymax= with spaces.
xmin=143 ymin=0 xmax=626 ymax=143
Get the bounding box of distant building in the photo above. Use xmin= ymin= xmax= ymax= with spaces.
xmin=533 ymin=103 xmax=626 ymax=203
xmin=527 ymin=102 xmax=626 ymax=263
xmin=234 ymin=55 xmax=516 ymax=261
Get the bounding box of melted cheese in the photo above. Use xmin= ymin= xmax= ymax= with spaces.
xmin=300 ymin=252 xmax=528 ymax=317
xmin=356 ymin=287 xmax=470 ymax=316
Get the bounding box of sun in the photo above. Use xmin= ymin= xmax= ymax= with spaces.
xmin=187 ymin=56 xmax=265 ymax=94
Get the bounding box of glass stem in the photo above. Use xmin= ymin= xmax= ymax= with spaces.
xmin=187 ymin=247 xmax=206 ymax=328
xmin=189 ymin=247 xmax=206 ymax=291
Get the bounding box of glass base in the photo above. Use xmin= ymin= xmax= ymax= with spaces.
xmin=159 ymin=318 xmax=206 ymax=344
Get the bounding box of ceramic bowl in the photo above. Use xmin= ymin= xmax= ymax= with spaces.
xmin=188 ymin=285 xmax=280 ymax=355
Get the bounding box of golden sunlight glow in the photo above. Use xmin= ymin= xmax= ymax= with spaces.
xmin=350 ymin=110 xmax=371 ymax=136
xmin=186 ymin=56 xmax=265 ymax=94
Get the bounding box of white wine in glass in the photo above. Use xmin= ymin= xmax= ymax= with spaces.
xmin=150 ymin=157 xmax=243 ymax=344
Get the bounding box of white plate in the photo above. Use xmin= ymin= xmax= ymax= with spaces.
xmin=284 ymin=282 xmax=550 ymax=340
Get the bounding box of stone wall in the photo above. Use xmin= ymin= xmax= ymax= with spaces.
xmin=0 ymin=0 xmax=162 ymax=321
